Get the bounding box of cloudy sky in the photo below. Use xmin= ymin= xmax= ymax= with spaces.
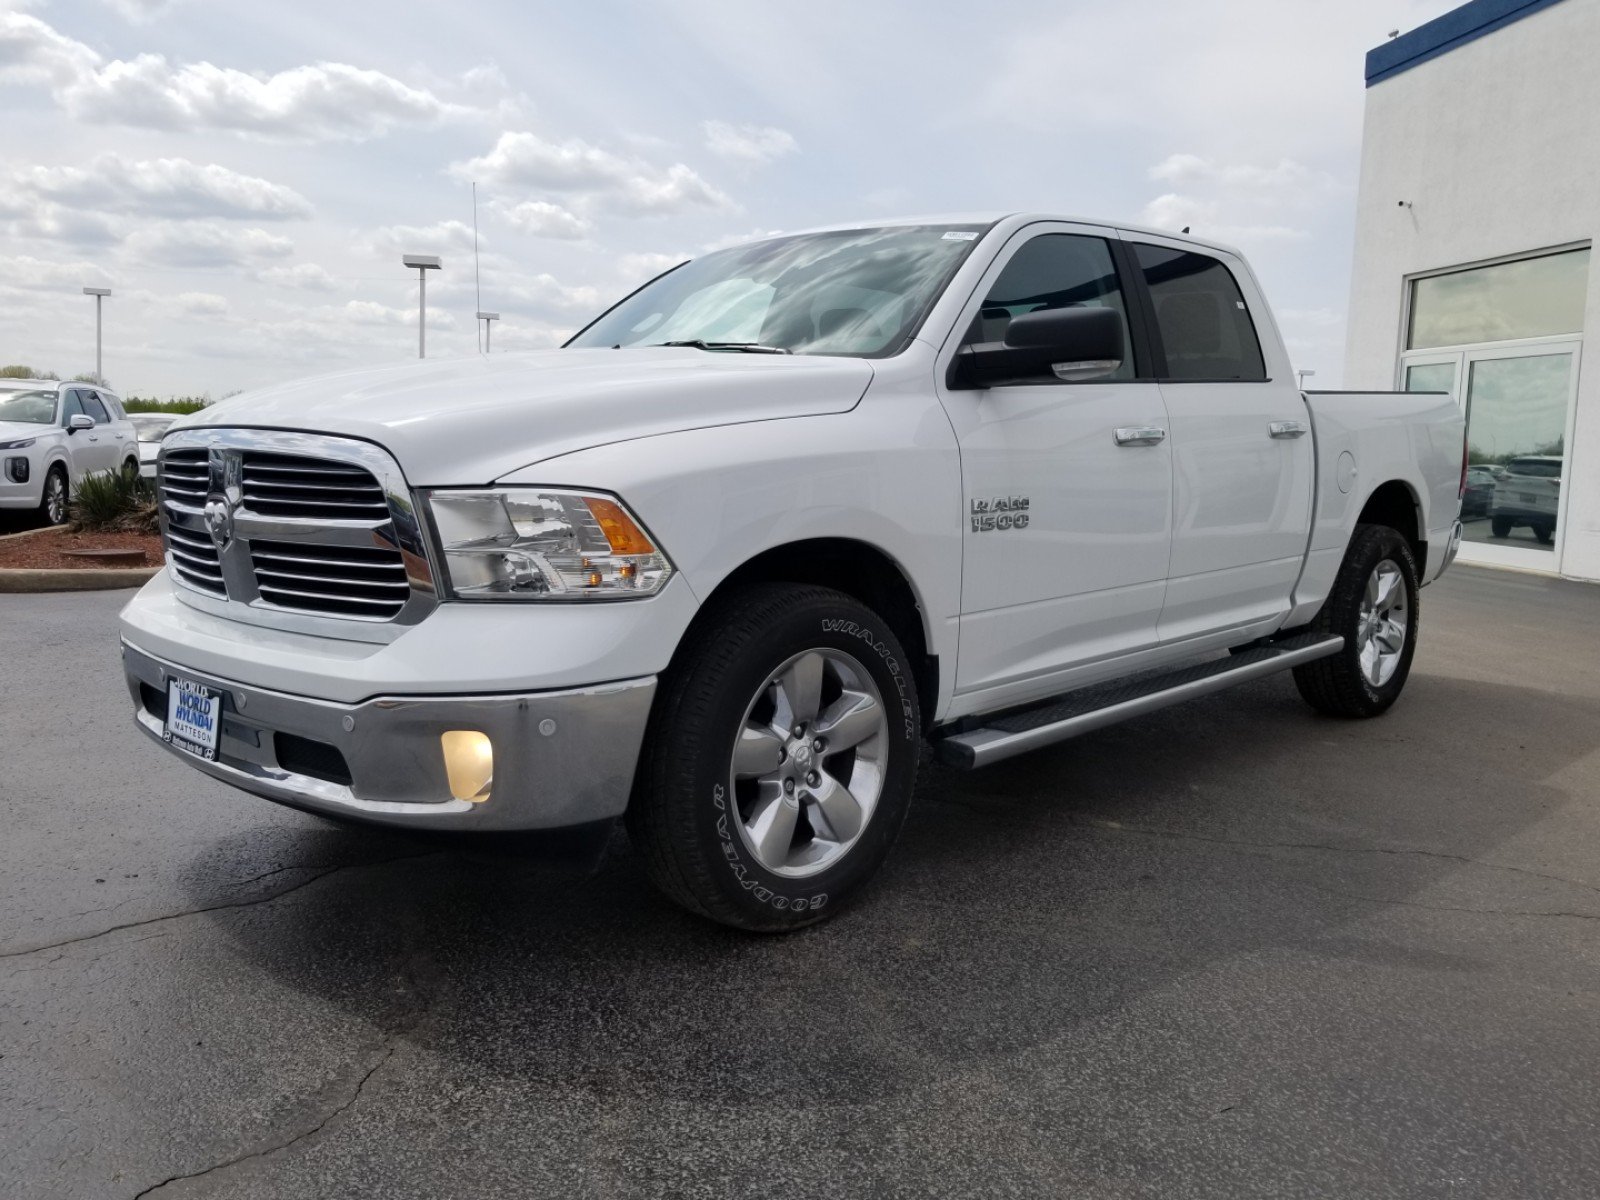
xmin=1 ymin=0 xmax=1461 ymax=397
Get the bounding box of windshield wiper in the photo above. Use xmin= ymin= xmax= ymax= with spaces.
xmin=650 ymin=339 xmax=791 ymax=354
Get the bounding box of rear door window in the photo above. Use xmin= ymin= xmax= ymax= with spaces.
xmin=1133 ymin=244 xmax=1266 ymax=382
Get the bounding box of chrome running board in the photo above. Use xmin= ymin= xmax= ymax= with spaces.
xmin=935 ymin=633 xmax=1344 ymax=769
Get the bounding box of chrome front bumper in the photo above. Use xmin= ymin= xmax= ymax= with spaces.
xmin=122 ymin=640 xmax=656 ymax=831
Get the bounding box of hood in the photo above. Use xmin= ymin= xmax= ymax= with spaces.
xmin=0 ymin=421 xmax=52 ymax=443
xmin=175 ymin=348 xmax=874 ymax=485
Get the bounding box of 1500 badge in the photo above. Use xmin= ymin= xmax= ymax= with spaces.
xmin=971 ymin=495 xmax=1030 ymax=532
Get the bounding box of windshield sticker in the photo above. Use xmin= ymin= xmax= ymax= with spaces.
xmin=942 ymin=230 xmax=979 ymax=241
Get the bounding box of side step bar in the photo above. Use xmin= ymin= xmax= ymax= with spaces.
xmin=935 ymin=632 xmax=1344 ymax=769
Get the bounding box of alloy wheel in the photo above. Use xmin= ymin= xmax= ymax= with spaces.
xmin=728 ymin=647 xmax=890 ymax=878
xmin=1357 ymin=558 xmax=1408 ymax=687
xmin=45 ymin=474 xmax=66 ymax=525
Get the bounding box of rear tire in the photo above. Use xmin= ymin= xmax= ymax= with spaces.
xmin=1534 ymin=523 xmax=1554 ymax=545
xmin=1491 ymin=516 xmax=1512 ymax=538
xmin=37 ymin=465 xmax=67 ymax=526
xmin=1293 ymin=523 xmax=1419 ymax=718
xmin=627 ymin=583 xmax=921 ymax=932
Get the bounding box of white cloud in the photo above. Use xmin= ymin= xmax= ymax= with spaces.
xmin=0 ymin=11 xmax=474 ymax=141
xmin=125 ymin=221 xmax=294 ymax=267
xmin=0 ymin=254 xmax=114 ymax=290
xmin=170 ymin=290 xmax=230 ymax=316
xmin=701 ymin=120 xmax=798 ymax=165
xmin=258 ymin=262 xmax=337 ymax=291
xmin=453 ymin=131 xmax=735 ymax=216
xmin=100 ymin=0 xmax=187 ymax=23
xmin=10 ymin=154 xmax=312 ymax=219
xmin=490 ymin=199 xmax=590 ymax=240
xmin=366 ymin=219 xmax=479 ymax=257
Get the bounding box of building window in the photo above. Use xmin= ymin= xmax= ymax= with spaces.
xmin=1407 ymin=248 xmax=1589 ymax=350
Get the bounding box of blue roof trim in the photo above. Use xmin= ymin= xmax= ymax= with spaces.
xmin=1366 ymin=0 xmax=1568 ymax=85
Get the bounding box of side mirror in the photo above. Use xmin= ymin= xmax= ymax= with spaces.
xmin=67 ymin=414 xmax=95 ymax=432
xmin=949 ymin=307 xmax=1125 ymax=389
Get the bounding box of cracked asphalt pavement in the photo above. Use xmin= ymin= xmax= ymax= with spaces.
xmin=3 ymin=565 xmax=1599 ymax=1198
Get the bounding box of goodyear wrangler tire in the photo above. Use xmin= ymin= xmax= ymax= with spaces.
xmin=627 ymin=584 xmax=921 ymax=932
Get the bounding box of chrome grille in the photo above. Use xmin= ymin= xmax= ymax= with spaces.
xmin=250 ymin=540 xmax=411 ymax=619
xmin=159 ymin=448 xmax=210 ymax=508
xmin=164 ymin=521 xmax=226 ymax=594
xmin=155 ymin=430 xmax=435 ymax=641
xmin=240 ymin=452 xmax=390 ymax=521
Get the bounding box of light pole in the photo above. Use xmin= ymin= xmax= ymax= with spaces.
xmin=476 ymin=310 xmax=499 ymax=354
xmin=402 ymin=255 xmax=441 ymax=358
xmin=1296 ymin=369 xmax=1316 ymax=390
xmin=83 ymin=287 xmax=111 ymax=383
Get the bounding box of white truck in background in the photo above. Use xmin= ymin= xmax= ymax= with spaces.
xmin=120 ymin=214 xmax=1466 ymax=931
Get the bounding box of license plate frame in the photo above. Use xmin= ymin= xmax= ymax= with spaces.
xmin=164 ymin=677 xmax=223 ymax=761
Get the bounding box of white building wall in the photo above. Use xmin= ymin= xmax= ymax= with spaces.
xmin=1345 ymin=0 xmax=1600 ymax=581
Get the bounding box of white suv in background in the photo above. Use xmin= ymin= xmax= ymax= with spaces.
xmin=0 ymin=380 xmax=138 ymax=524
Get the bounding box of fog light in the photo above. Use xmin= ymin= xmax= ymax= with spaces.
xmin=441 ymin=730 xmax=493 ymax=802
xmin=4 ymin=457 xmax=26 ymax=484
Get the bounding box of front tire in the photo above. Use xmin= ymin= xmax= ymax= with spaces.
xmin=1293 ymin=523 xmax=1419 ymax=718
xmin=627 ymin=584 xmax=921 ymax=932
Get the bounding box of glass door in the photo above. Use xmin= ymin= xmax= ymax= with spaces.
xmin=1459 ymin=342 xmax=1579 ymax=568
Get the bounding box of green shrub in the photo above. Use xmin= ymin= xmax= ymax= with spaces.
xmin=123 ymin=397 xmax=210 ymax=415
xmin=70 ymin=468 xmax=159 ymax=534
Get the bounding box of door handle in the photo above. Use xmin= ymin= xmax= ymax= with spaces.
xmin=1269 ymin=420 xmax=1308 ymax=438
xmin=1114 ymin=426 xmax=1167 ymax=446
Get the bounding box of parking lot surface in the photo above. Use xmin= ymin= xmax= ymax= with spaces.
xmin=3 ymin=566 xmax=1599 ymax=1199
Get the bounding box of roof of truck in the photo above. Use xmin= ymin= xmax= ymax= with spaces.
xmin=774 ymin=212 xmax=1245 ymax=259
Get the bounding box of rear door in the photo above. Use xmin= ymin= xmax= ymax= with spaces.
xmin=1124 ymin=236 xmax=1314 ymax=642
xmin=92 ymin=391 xmax=135 ymax=471
xmin=937 ymin=224 xmax=1173 ymax=703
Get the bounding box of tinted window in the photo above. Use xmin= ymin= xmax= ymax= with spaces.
xmin=60 ymin=391 xmax=85 ymax=424
xmin=80 ymin=392 xmax=111 ymax=423
xmin=967 ymin=234 xmax=1134 ymax=380
xmin=1134 ymin=244 xmax=1266 ymax=381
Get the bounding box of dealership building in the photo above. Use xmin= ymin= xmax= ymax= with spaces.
xmin=1346 ymin=0 xmax=1600 ymax=581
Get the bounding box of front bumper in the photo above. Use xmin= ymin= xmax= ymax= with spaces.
xmin=123 ymin=640 xmax=656 ymax=831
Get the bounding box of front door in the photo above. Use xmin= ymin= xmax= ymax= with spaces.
xmin=60 ymin=390 xmax=115 ymax=476
xmin=938 ymin=226 xmax=1173 ymax=706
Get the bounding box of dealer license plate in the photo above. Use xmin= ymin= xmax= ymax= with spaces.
xmin=164 ymin=677 xmax=222 ymax=761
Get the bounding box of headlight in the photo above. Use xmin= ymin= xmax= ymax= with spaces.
xmin=426 ymin=488 xmax=673 ymax=601
xmin=0 ymin=438 xmax=37 ymax=450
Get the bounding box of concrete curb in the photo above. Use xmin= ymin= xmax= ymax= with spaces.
xmin=0 ymin=525 xmax=59 ymax=542
xmin=0 ymin=524 xmax=163 ymax=590
xmin=0 ymin=566 xmax=160 ymax=593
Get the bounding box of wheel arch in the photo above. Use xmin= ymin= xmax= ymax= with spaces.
xmin=677 ymin=537 xmax=939 ymax=732
xmin=1356 ymin=479 xmax=1424 ymax=566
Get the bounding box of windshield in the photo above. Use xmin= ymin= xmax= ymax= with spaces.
xmin=567 ymin=225 xmax=990 ymax=358
xmin=131 ymin=415 xmax=176 ymax=442
xmin=0 ymin=390 xmax=57 ymax=425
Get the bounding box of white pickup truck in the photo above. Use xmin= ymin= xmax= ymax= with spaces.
xmin=121 ymin=214 xmax=1466 ymax=931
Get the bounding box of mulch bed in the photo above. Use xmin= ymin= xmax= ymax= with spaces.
xmin=0 ymin=528 xmax=163 ymax=571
